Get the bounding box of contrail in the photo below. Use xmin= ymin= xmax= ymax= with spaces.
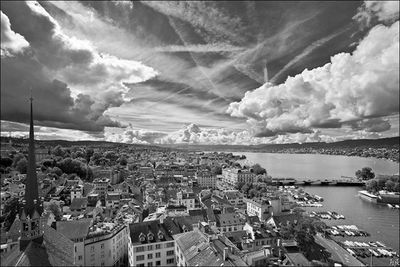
xmin=270 ymin=25 xmax=352 ymax=84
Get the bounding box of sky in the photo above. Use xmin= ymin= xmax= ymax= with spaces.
xmin=1 ymin=1 xmax=399 ymax=145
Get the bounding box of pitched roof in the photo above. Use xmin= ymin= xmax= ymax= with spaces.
xmin=1 ymin=225 xmax=75 ymax=267
xmin=56 ymin=219 xmax=92 ymax=241
xmin=215 ymin=213 xmax=244 ymax=227
xmin=128 ymin=220 xmax=173 ymax=245
xmin=69 ymin=197 xmax=88 ymax=210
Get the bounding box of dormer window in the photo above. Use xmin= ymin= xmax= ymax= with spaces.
xmin=147 ymin=232 xmax=154 ymax=241
xmin=139 ymin=232 xmax=146 ymax=242
xmin=157 ymin=230 xmax=164 ymax=240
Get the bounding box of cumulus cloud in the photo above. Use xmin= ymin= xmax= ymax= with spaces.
xmin=354 ymin=1 xmax=399 ymax=26
xmin=104 ymin=123 xmax=338 ymax=145
xmin=0 ymin=11 xmax=29 ymax=57
xmin=228 ymin=21 xmax=399 ymax=137
xmin=105 ymin=128 xmax=167 ymax=144
xmin=348 ymin=118 xmax=391 ymax=133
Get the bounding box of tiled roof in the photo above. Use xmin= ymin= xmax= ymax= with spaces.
xmin=128 ymin=220 xmax=173 ymax=245
xmin=56 ymin=219 xmax=92 ymax=241
xmin=1 ymin=225 xmax=75 ymax=267
xmin=215 ymin=213 xmax=244 ymax=227
xmin=69 ymin=197 xmax=88 ymax=210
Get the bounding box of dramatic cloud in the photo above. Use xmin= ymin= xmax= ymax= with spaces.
xmin=104 ymin=123 xmax=339 ymax=145
xmin=2 ymin=1 xmax=398 ymax=144
xmin=1 ymin=1 xmax=156 ymax=133
xmin=228 ymin=21 xmax=399 ymax=137
xmin=0 ymin=11 xmax=29 ymax=57
xmin=348 ymin=118 xmax=391 ymax=133
xmin=354 ymin=1 xmax=399 ymax=26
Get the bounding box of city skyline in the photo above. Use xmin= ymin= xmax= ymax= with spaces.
xmin=1 ymin=1 xmax=399 ymax=145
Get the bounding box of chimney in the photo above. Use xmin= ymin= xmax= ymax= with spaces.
xmin=223 ymin=247 xmax=228 ymax=261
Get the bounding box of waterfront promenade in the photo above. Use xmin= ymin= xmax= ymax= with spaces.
xmin=315 ymin=233 xmax=365 ymax=266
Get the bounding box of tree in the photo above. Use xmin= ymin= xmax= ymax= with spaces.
xmin=118 ymin=156 xmax=128 ymax=166
xmin=52 ymin=145 xmax=65 ymax=157
xmin=235 ymin=182 xmax=245 ymax=190
xmin=0 ymin=197 xmax=21 ymax=231
xmin=16 ymin=158 xmax=28 ymax=174
xmin=12 ymin=153 xmax=25 ymax=168
xmin=0 ymin=157 xmax=13 ymax=168
xmin=48 ymin=202 xmax=62 ymax=220
xmin=385 ymin=180 xmax=396 ymax=192
xmin=252 ymin=164 xmax=267 ymax=175
xmin=366 ymin=179 xmax=379 ymax=193
xmin=211 ymin=166 xmax=222 ymax=175
xmin=51 ymin=166 xmax=63 ymax=177
xmin=355 ymin=167 xmax=375 ymax=180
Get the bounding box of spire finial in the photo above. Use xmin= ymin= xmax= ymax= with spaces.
xmin=29 ymin=87 xmax=33 ymax=102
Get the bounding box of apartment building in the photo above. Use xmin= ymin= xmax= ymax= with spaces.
xmin=176 ymin=191 xmax=196 ymax=210
xmin=57 ymin=220 xmax=128 ymax=267
xmin=222 ymin=168 xmax=256 ymax=186
xmin=195 ymin=170 xmax=216 ymax=188
xmin=128 ymin=220 xmax=176 ymax=267
xmin=93 ymin=178 xmax=110 ymax=201
xmin=246 ymin=198 xmax=273 ymax=221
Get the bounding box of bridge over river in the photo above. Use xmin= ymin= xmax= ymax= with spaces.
xmin=271 ymin=178 xmax=365 ymax=186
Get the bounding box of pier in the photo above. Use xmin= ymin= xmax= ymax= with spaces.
xmin=272 ymin=178 xmax=365 ymax=186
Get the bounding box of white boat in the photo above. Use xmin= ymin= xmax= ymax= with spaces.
xmin=369 ymin=249 xmax=379 ymax=257
xmin=346 ymin=248 xmax=356 ymax=256
xmin=387 ymin=204 xmax=394 ymax=208
xmin=395 ymin=205 xmax=399 ymax=209
xmin=376 ymin=241 xmax=386 ymax=247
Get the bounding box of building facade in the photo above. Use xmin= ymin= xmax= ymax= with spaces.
xmin=195 ymin=171 xmax=216 ymax=188
xmin=128 ymin=220 xmax=176 ymax=267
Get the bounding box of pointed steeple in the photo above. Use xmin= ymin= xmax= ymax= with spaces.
xmin=23 ymin=90 xmax=42 ymax=217
xmin=19 ymin=90 xmax=43 ymax=251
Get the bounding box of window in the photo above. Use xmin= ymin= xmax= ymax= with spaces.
xmin=148 ymin=245 xmax=153 ymax=250
xmin=101 ymin=243 xmax=104 ymax=249
xmin=148 ymin=254 xmax=153 ymax=259
xmin=136 ymin=246 xmax=145 ymax=252
xmin=91 ymin=246 xmax=95 ymax=252
xmin=156 ymin=261 xmax=161 ymax=266
xmin=78 ymin=256 xmax=82 ymax=261
xmin=166 ymin=258 xmax=174 ymax=264
xmin=155 ymin=252 xmax=161 ymax=258
xmin=166 ymin=242 xmax=174 ymax=248
xmin=166 ymin=250 xmax=174 ymax=256
xmin=136 ymin=255 xmax=145 ymax=261
xmin=155 ymin=244 xmax=161 ymax=249
xmin=137 ymin=264 xmax=145 ymax=267
xmin=148 ymin=263 xmax=153 ymax=267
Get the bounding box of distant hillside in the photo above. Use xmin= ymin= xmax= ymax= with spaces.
xmin=2 ymin=136 xmax=398 ymax=152
xmin=158 ymin=136 xmax=400 ymax=152
xmin=0 ymin=137 xmax=166 ymax=151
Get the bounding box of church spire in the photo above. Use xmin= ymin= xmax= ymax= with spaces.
xmin=20 ymin=90 xmax=43 ymax=251
xmin=24 ymin=89 xmax=41 ymax=217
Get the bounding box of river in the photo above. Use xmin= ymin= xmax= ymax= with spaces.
xmin=237 ymin=152 xmax=399 ymax=179
xmin=233 ymin=152 xmax=400 ymax=254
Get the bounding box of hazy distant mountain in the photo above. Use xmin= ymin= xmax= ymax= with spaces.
xmin=2 ymin=136 xmax=398 ymax=152
xmin=158 ymin=137 xmax=400 ymax=152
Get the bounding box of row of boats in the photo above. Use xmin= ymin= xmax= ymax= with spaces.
xmin=297 ymin=201 xmax=323 ymax=207
xmin=328 ymin=225 xmax=369 ymax=237
xmin=387 ymin=203 xmax=400 ymax=209
xmin=343 ymin=242 xmax=399 ymax=258
xmin=310 ymin=211 xmax=345 ymax=220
